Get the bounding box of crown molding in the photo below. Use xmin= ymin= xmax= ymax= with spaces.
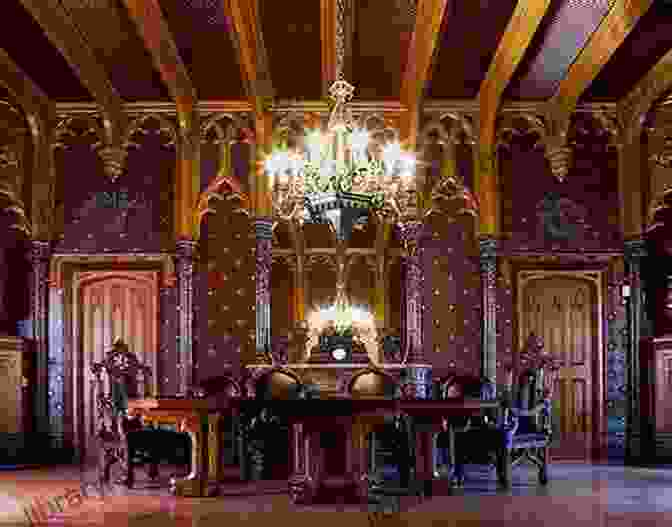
xmin=54 ymin=98 xmax=622 ymax=117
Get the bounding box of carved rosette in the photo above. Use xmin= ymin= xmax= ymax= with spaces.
xmin=479 ymin=236 xmax=498 ymax=384
xmin=255 ymin=219 xmax=273 ymax=362
xmin=175 ymin=239 xmax=197 ymax=395
xmin=397 ymin=221 xmax=425 ymax=367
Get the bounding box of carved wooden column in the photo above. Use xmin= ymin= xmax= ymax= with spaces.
xmin=175 ymin=239 xmax=197 ymax=395
xmin=624 ymin=238 xmax=652 ymax=464
xmin=398 ymin=221 xmax=431 ymax=398
xmin=26 ymin=240 xmax=52 ymax=440
xmin=255 ymin=219 xmax=273 ymax=362
xmin=479 ymin=236 xmax=498 ymax=384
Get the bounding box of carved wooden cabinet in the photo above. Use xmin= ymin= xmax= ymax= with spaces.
xmin=0 ymin=336 xmax=33 ymax=434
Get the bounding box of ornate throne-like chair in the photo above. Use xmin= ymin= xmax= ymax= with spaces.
xmin=452 ymin=340 xmax=557 ymax=488
xmin=90 ymin=338 xmax=159 ymax=488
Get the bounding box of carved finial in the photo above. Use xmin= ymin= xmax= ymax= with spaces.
xmin=545 ymin=145 xmax=572 ymax=182
xmin=97 ymin=145 xmax=128 ymax=182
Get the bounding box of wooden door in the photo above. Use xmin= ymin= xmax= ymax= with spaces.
xmin=519 ymin=275 xmax=597 ymax=461
xmin=74 ymin=271 xmax=158 ymax=461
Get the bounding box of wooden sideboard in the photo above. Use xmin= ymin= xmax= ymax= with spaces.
xmin=0 ymin=336 xmax=32 ymax=434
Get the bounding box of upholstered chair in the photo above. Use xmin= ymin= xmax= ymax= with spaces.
xmin=453 ymin=368 xmax=553 ymax=488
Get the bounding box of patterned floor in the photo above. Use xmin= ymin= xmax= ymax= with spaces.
xmin=3 ymin=463 xmax=672 ymax=525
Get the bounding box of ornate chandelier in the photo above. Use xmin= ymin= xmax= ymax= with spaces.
xmin=264 ymin=2 xmax=417 ymax=242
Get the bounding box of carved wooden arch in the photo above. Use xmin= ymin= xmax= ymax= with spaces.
xmin=200 ymin=112 xmax=245 ymax=143
xmin=124 ymin=113 xmax=178 ymax=148
xmin=53 ymin=115 xmax=105 ymax=149
xmin=49 ymin=253 xmax=176 ymax=290
xmin=569 ymin=111 xmax=621 ymax=150
xmin=496 ymin=113 xmax=548 ymax=151
xmin=194 ymin=113 xmax=251 ymax=239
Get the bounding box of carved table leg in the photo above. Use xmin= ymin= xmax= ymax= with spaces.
xmin=288 ymin=422 xmax=315 ymax=504
xmin=414 ymin=429 xmax=434 ymax=497
xmin=170 ymin=413 xmax=213 ymax=497
xmin=351 ymin=420 xmax=372 ymax=502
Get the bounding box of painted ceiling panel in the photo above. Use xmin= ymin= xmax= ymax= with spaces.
xmin=0 ymin=1 xmax=91 ymax=101
xmin=63 ymin=0 xmax=170 ymax=101
xmin=352 ymin=0 xmax=417 ymax=100
xmin=428 ymin=0 xmax=518 ymax=99
xmin=504 ymin=0 xmax=614 ymax=100
xmin=582 ymin=2 xmax=672 ymax=101
xmin=260 ymin=0 xmax=322 ymax=100
xmin=160 ymin=0 xmax=246 ymax=100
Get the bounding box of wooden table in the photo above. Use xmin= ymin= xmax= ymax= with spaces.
xmin=276 ymin=398 xmax=499 ymax=504
xmin=127 ymin=398 xmax=238 ymax=497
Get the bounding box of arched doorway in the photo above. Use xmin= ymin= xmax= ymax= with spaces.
xmin=72 ymin=271 xmax=158 ymax=461
xmin=517 ymin=271 xmax=605 ymax=461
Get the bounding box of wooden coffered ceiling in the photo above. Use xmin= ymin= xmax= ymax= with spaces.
xmin=0 ymin=0 xmax=671 ymax=116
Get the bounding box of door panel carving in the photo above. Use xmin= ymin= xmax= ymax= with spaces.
xmin=519 ymin=273 xmax=601 ymax=461
xmin=73 ymin=271 xmax=158 ymax=459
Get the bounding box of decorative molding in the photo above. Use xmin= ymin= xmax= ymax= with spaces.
xmin=19 ymin=0 xmax=128 ymax=175
xmin=400 ymin=0 xmax=450 ymax=148
xmin=49 ymin=253 xmax=176 ymax=290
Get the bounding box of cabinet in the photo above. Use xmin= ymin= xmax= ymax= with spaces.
xmin=0 ymin=336 xmax=33 ymax=433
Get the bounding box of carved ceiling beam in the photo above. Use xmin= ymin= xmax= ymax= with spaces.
xmin=476 ymin=0 xmax=553 ymax=237
xmin=227 ymin=0 xmax=275 ymax=218
xmin=616 ymin=46 xmax=672 ymax=239
xmin=400 ymin=0 xmax=449 ymax=152
xmin=0 ymin=49 xmax=55 ymax=240
xmin=20 ymin=0 xmax=128 ymax=180
xmin=121 ymin=0 xmax=200 ymax=242
xmin=543 ymin=0 xmax=653 ymax=182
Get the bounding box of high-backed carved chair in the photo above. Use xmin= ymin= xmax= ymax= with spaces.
xmin=90 ymin=338 xmax=158 ymax=488
xmin=452 ymin=343 xmax=557 ymax=488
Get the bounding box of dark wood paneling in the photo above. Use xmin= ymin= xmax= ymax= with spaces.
xmin=428 ymin=0 xmax=517 ymax=99
xmin=260 ymin=0 xmax=322 ymax=100
xmin=505 ymin=0 xmax=612 ymax=100
xmin=583 ymin=3 xmax=672 ymax=101
xmin=160 ymin=0 xmax=246 ymax=99
xmin=0 ymin=1 xmax=91 ymax=100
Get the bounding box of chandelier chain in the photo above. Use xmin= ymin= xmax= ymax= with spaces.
xmin=335 ymin=0 xmax=346 ymax=81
